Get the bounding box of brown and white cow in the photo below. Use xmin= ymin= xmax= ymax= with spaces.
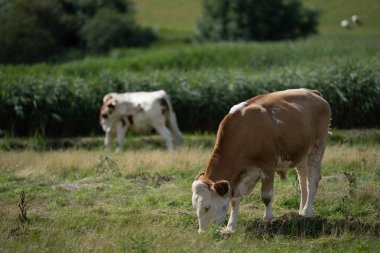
xmin=192 ymin=88 xmax=331 ymax=234
xmin=100 ymin=90 xmax=183 ymax=152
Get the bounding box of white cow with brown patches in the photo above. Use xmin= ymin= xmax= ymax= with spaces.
xmin=192 ymin=88 xmax=331 ymax=234
xmin=100 ymin=90 xmax=183 ymax=151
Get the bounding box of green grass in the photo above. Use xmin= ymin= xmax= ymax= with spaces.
xmin=0 ymin=131 xmax=379 ymax=252
xmin=305 ymin=0 xmax=380 ymax=35
xmin=1 ymin=129 xmax=379 ymax=151
xmin=134 ymin=0 xmax=380 ymax=37
xmin=135 ymin=0 xmax=202 ymax=34
xmin=1 ymin=2 xmax=380 ymax=249
xmin=1 ymin=34 xmax=379 ymax=74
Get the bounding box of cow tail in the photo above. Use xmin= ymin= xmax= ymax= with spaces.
xmin=163 ymin=94 xmax=183 ymax=146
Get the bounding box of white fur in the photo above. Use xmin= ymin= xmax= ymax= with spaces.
xmin=351 ymin=15 xmax=360 ymax=24
xmin=192 ymin=181 xmax=230 ymax=233
xmin=234 ymin=170 xmax=262 ymax=197
xmin=221 ymin=198 xmax=241 ymax=235
xmin=262 ymin=190 xmax=274 ymax=220
xmin=341 ymin=19 xmax=350 ymax=29
xmin=100 ymin=90 xmax=183 ymax=151
xmin=229 ymin=102 xmax=247 ymax=114
xmin=192 ymin=170 xmax=263 ymax=234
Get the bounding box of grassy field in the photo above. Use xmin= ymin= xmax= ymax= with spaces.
xmin=135 ymin=0 xmax=202 ymax=34
xmin=1 ymin=1 xmax=380 ymax=251
xmin=135 ymin=0 xmax=380 ymax=36
xmin=0 ymin=131 xmax=379 ymax=252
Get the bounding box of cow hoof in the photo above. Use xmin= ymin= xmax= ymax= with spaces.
xmin=263 ymin=216 xmax=274 ymax=222
xmin=220 ymin=227 xmax=235 ymax=235
xmin=299 ymin=210 xmax=313 ymax=217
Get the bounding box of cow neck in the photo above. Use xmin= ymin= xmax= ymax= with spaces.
xmin=204 ymin=147 xmax=243 ymax=190
xmin=204 ymin=113 xmax=246 ymax=191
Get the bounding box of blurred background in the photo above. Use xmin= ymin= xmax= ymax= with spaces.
xmin=0 ymin=0 xmax=379 ymax=138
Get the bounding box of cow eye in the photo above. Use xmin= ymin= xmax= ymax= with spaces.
xmin=204 ymin=206 xmax=210 ymax=212
xmin=108 ymin=104 xmax=115 ymax=109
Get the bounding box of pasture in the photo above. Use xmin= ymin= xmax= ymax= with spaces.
xmin=135 ymin=0 xmax=380 ymax=36
xmin=1 ymin=131 xmax=380 ymax=252
xmin=1 ymin=0 xmax=380 ymax=252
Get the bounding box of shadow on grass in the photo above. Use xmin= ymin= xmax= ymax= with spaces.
xmin=245 ymin=213 xmax=380 ymax=238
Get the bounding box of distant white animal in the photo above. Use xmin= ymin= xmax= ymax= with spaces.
xmin=100 ymin=90 xmax=183 ymax=152
xmin=351 ymin=15 xmax=360 ymax=25
xmin=192 ymin=88 xmax=331 ymax=234
xmin=341 ymin=19 xmax=350 ymax=29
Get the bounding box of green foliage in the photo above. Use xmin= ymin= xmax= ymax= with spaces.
xmin=0 ymin=0 xmax=155 ymax=63
xmin=197 ymin=0 xmax=320 ymax=41
xmin=0 ymin=35 xmax=379 ymax=136
xmin=327 ymin=129 xmax=380 ymax=146
xmin=0 ymin=0 xmax=67 ymax=63
xmin=60 ymin=0 xmax=135 ymax=18
xmin=0 ymin=61 xmax=379 ymax=137
xmin=81 ymin=8 xmax=156 ymax=53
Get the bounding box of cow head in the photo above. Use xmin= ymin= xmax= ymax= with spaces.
xmin=101 ymin=100 xmax=117 ymax=119
xmin=100 ymin=95 xmax=136 ymax=121
xmin=192 ymin=173 xmax=230 ymax=233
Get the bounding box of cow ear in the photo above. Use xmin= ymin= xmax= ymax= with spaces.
xmin=195 ymin=172 xmax=205 ymax=180
xmin=103 ymin=94 xmax=113 ymax=103
xmin=211 ymin=180 xmax=230 ymax=197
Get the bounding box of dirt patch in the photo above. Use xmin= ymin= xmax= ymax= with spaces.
xmin=52 ymin=183 xmax=111 ymax=191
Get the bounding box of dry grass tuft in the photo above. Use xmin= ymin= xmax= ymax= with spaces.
xmin=9 ymin=191 xmax=30 ymax=236
xmin=0 ymin=148 xmax=211 ymax=179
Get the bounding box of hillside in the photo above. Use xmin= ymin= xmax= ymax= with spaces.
xmin=305 ymin=0 xmax=380 ymax=34
xmin=135 ymin=0 xmax=380 ymax=36
xmin=135 ymin=0 xmax=202 ymax=33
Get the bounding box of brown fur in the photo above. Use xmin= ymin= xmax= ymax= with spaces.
xmin=99 ymin=101 xmax=109 ymax=121
xmin=202 ymin=88 xmax=331 ymax=197
xmin=211 ymin=181 xmax=230 ymax=196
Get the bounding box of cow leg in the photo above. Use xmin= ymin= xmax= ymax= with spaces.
xmin=115 ymin=120 xmax=128 ymax=152
xmin=221 ymin=198 xmax=241 ymax=234
xmin=301 ymin=135 xmax=327 ymax=217
xmin=104 ymin=130 xmax=112 ymax=149
xmin=153 ymin=122 xmax=173 ymax=151
xmin=104 ymin=127 xmax=116 ymax=150
xmin=261 ymin=172 xmax=275 ymax=220
xmin=296 ymin=159 xmax=308 ymax=215
xmin=167 ymin=112 xmax=183 ymax=147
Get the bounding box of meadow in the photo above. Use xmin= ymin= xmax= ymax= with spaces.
xmin=1 ymin=0 xmax=380 ymax=252
xmin=0 ymin=131 xmax=380 ymax=252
